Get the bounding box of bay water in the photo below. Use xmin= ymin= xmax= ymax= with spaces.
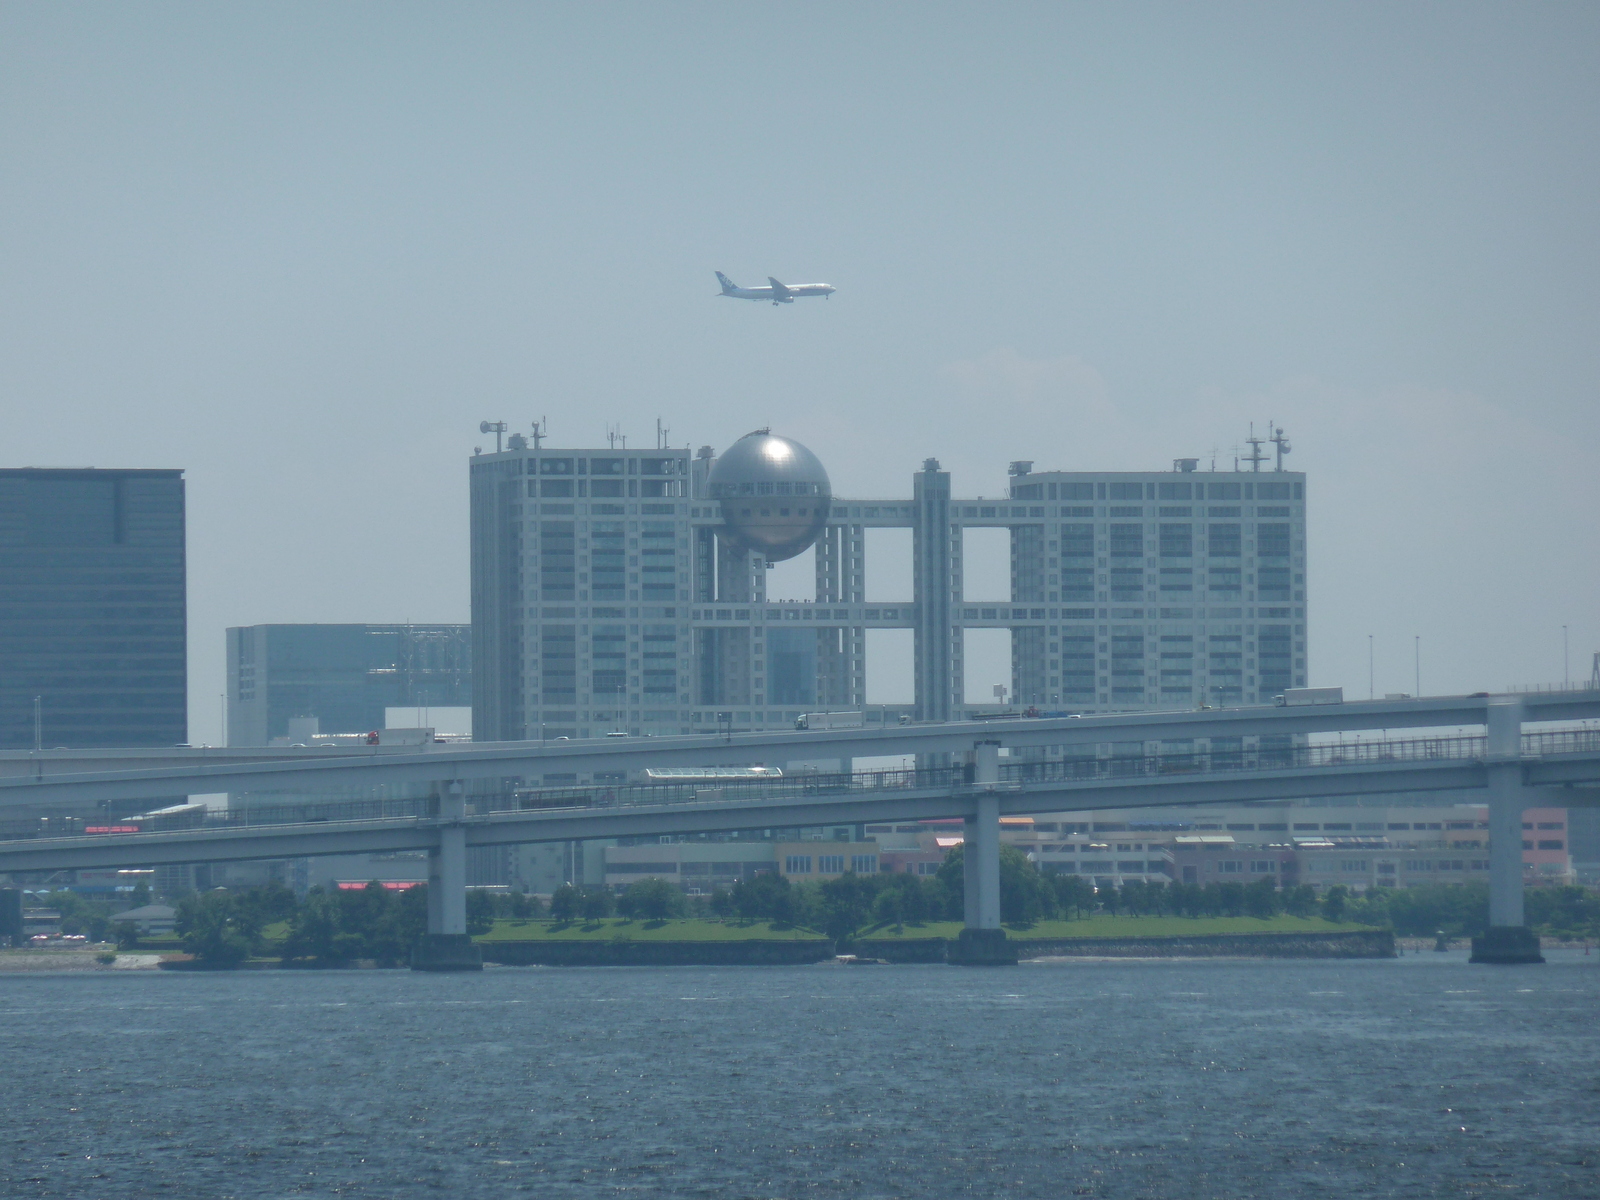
xmin=2 ymin=951 xmax=1595 ymax=1198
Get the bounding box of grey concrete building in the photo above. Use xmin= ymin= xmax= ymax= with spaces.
xmin=469 ymin=431 xmax=1308 ymax=767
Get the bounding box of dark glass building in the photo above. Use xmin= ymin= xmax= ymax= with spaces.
xmin=0 ymin=468 xmax=187 ymax=748
xmin=226 ymin=624 xmax=471 ymax=745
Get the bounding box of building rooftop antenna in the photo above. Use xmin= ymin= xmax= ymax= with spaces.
xmin=530 ymin=417 xmax=546 ymax=449
xmin=1270 ymin=422 xmax=1291 ymax=471
xmin=656 ymin=418 xmax=670 ymax=449
xmin=1243 ymin=423 xmax=1267 ymax=472
xmin=478 ymin=420 xmax=507 ymax=453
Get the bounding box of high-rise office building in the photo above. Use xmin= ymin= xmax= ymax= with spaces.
xmin=0 ymin=468 xmax=186 ymax=748
xmin=469 ymin=430 xmax=1306 ymax=756
xmin=226 ymin=624 xmax=471 ymax=746
xmin=470 ymin=441 xmax=694 ymax=745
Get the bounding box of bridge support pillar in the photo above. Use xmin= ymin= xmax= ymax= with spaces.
xmin=952 ymin=741 xmax=1015 ymax=965
xmin=1472 ymin=698 xmax=1543 ymax=965
xmin=413 ymin=782 xmax=482 ymax=972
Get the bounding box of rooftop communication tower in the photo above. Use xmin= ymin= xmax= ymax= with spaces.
xmin=1270 ymin=422 xmax=1292 ymax=470
xmin=1243 ymin=424 xmax=1267 ymax=472
xmin=478 ymin=421 xmax=507 ymax=453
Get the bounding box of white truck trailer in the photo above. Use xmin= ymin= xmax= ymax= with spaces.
xmin=794 ymin=711 xmax=865 ymax=731
xmin=1274 ymin=687 xmax=1344 ymax=707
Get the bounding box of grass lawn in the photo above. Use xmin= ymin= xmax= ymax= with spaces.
xmin=477 ymin=917 xmax=828 ymax=943
xmin=858 ymin=914 xmax=1384 ymax=940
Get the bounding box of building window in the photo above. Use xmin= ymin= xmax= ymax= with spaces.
xmin=1109 ymin=524 xmax=1143 ymax=557
xmin=785 ymin=856 xmax=812 ymax=874
xmin=851 ymin=855 xmax=878 ymax=874
xmin=1207 ymin=523 xmax=1241 ymax=556
xmin=817 ymin=855 xmax=846 ymax=874
xmin=1158 ymin=523 xmax=1192 ymax=557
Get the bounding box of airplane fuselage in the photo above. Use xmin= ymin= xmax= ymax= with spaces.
xmin=716 ymin=272 xmax=835 ymax=304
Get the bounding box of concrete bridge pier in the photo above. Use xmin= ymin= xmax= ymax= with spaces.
xmin=1471 ymin=698 xmax=1544 ymax=964
xmin=412 ymin=781 xmax=483 ymax=972
xmin=950 ymin=740 xmax=1015 ymax=965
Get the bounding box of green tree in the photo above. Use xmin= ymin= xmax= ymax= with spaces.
xmin=549 ymin=884 xmax=581 ymax=922
xmin=709 ymin=888 xmax=734 ymax=919
xmin=1216 ymin=881 xmax=1247 ymax=917
xmin=1120 ymin=880 xmax=1150 ymax=916
xmin=1244 ymin=877 xmax=1281 ymax=919
xmin=1527 ymin=886 xmax=1600 ymax=938
xmin=40 ymin=890 xmax=116 ymax=942
xmin=466 ymin=889 xmax=497 ymax=936
xmin=730 ymin=872 xmax=795 ymax=924
xmin=618 ymin=877 xmax=687 ymax=920
xmin=1050 ymin=873 xmax=1095 ymax=919
xmin=240 ymin=880 xmax=297 ymax=927
xmin=1322 ymin=884 xmax=1349 ymax=923
xmin=579 ymin=886 xmax=615 ymax=919
xmin=175 ymin=890 xmax=254 ymax=968
xmin=872 ymin=887 xmax=905 ymax=930
xmin=280 ymin=888 xmax=348 ymax=963
xmin=935 ymin=844 xmax=1058 ymax=926
xmin=1283 ymin=884 xmax=1318 ymax=918
xmin=874 ymin=872 xmax=934 ymax=926
xmin=816 ymin=872 xmax=876 ymax=943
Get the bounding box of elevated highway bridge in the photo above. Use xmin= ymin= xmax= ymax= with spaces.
xmin=3 ymin=691 xmax=1597 ymax=967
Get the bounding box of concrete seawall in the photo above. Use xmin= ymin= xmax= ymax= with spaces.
xmin=480 ymin=939 xmax=836 ymax=967
xmin=862 ymin=929 xmax=1395 ymax=962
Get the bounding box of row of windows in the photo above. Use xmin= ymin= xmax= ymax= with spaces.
xmin=708 ymin=480 xmax=827 ymax=497
xmin=1013 ymin=480 xmax=1302 ymax=502
xmin=784 ymin=854 xmax=879 ymax=875
xmin=531 ymin=457 xmax=683 ymax=476
xmin=532 ymin=479 xmax=684 ymax=498
xmin=1058 ymin=522 xmax=1295 ymax=558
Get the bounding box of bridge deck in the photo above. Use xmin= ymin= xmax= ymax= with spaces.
xmin=2 ymin=733 xmax=1597 ymax=872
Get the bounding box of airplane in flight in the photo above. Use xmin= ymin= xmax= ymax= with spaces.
xmin=715 ymin=271 xmax=835 ymax=305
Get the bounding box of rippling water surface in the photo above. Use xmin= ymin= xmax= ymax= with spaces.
xmin=1 ymin=952 xmax=1595 ymax=1198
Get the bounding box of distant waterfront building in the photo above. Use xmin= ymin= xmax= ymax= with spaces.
xmin=225 ymin=624 xmax=470 ymax=746
xmin=0 ymin=468 xmax=186 ymax=748
xmin=468 ymin=428 xmax=1308 ymax=761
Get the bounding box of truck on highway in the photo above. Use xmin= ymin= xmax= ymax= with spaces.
xmin=794 ymin=711 xmax=865 ymax=731
xmin=1274 ymin=687 xmax=1344 ymax=707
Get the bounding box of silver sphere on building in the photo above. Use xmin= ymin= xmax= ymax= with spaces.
xmin=708 ymin=429 xmax=833 ymax=562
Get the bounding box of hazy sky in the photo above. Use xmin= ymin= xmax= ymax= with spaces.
xmin=3 ymin=3 xmax=1597 ymax=742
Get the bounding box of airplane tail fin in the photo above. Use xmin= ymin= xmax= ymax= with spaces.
xmin=715 ymin=271 xmax=737 ymax=293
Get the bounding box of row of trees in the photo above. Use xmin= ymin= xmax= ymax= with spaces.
xmin=172 ymin=882 xmax=428 ymax=967
xmin=149 ymin=861 xmax=1600 ymax=965
xmin=695 ymin=846 xmax=1346 ymax=940
xmin=1340 ymin=882 xmax=1600 ymax=939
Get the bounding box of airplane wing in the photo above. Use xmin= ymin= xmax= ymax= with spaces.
xmin=767 ymin=277 xmax=793 ymax=300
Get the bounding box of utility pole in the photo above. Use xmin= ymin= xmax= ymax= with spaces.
xmin=1368 ymin=636 xmax=1374 ymax=700
xmin=1414 ymin=636 xmax=1420 ymax=697
xmin=1563 ymin=625 xmax=1569 ymax=689
xmin=32 ymin=696 xmax=42 ymax=753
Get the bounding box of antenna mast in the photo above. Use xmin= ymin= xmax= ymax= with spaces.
xmin=1243 ymin=423 xmax=1267 ymax=472
xmin=1270 ymin=422 xmax=1292 ymax=471
xmin=478 ymin=420 xmax=507 ymax=453
xmin=530 ymin=417 xmax=546 ymax=449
